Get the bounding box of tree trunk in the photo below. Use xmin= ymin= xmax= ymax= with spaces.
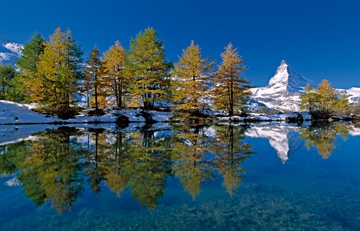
xmin=118 ymin=80 xmax=123 ymax=108
xmin=230 ymin=76 xmax=234 ymax=116
xmin=94 ymin=75 xmax=98 ymax=110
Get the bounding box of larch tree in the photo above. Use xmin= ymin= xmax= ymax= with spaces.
xmin=15 ymin=32 xmax=46 ymax=102
xmin=84 ymin=46 xmax=103 ymax=110
xmin=127 ymin=28 xmax=172 ymax=110
xmin=172 ymin=40 xmax=214 ymax=114
xmin=213 ymin=43 xmax=251 ymax=116
xmin=300 ymin=79 xmax=349 ymax=120
xmin=102 ymin=41 xmax=128 ymax=108
xmin=37 ymin=27 xmax=83 ymax=114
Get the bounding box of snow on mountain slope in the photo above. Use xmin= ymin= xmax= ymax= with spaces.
xmin=268 ymin=60 xmax=313 ymax=94
xmin=337 ymin=87 xmax=360 ymax=104
xmin=245 ymin=125 xmax=304 ymax=163
xmin=249 ymin=60 xmax=314 ymax=112
xmin=0 ymin=37 xmax=23 ymax=65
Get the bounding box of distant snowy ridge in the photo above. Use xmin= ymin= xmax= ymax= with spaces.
xmin=0 ymin=37 xmax=23 ymax=65
xmin=336 ymin=87 xmax=360 ymax=104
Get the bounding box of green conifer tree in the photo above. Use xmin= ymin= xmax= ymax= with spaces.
xmin=15 ymin=32 xmax=46 ymax=102
xmin=84 ymin=46 xmax=103 ymax=110
xmin=0 ymin=64 xmax=16 ymax=100
xmin=127 ymin=28 xmax=172 ymax=110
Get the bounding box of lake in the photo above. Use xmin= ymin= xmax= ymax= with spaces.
xmin=0 ymin=122 xmax=359 ymax=230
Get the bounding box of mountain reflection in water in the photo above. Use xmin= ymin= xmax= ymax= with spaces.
xmin=246 ymin=122 xmax=355 ymax=162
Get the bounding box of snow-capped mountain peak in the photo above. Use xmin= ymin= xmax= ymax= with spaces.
xmin=249 ymin=60 xmax=360 ymax=112
xmin=268 ymin=60 xmax=288 ymax=86
xmin=249 ymin=60 xmax=314 ymax=112
xmin=268 ymin=60 xmax=313 ymax=93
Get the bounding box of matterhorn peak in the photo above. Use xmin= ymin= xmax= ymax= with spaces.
xmin=249 ymin=60 xmax=315 ymax=111
xmin=268 ymin=60 xmax=312 ymax=93
xmin=249 ymin=60 xmax=360 ymax=112
xmin=280 ymin=59 xmax=287 ymax=65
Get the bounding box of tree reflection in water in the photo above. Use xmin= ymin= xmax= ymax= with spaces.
xmin=213 ymin=125 xmax=254 ymax=196
xmin=172 ymin=125 xmax=217 ymax=200
xmin=6 ymin=127 xmax=86 ymax=214
xmin=300 ymin=122 xmax=350 ymax=159
xmin=0 ymin=124 xmax=254 ymax=213
xmin=124 ymin=128 xmax=173 ymax=209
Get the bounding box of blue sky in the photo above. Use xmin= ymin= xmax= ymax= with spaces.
xmin=1 ymin=0 xmax=359 ymax=88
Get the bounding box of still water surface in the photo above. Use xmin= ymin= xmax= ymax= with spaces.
xmin=0 ymin=122 xmax=359 ymax=230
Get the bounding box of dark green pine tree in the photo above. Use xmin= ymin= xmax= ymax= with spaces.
xmin=16 ymin=32 xmax=45 ymax=77
xmin=127 ymin=27 xmax=172 ymax=110
xmin=15 ymin=32 xmax=46 ymax=102
xmin=84 ymin=46 xmax=103 ymax=110
xmin=62 ymin=30 xmax=84 ymax=106
xmin=0 ymin=64 xmax=16 ymax=100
